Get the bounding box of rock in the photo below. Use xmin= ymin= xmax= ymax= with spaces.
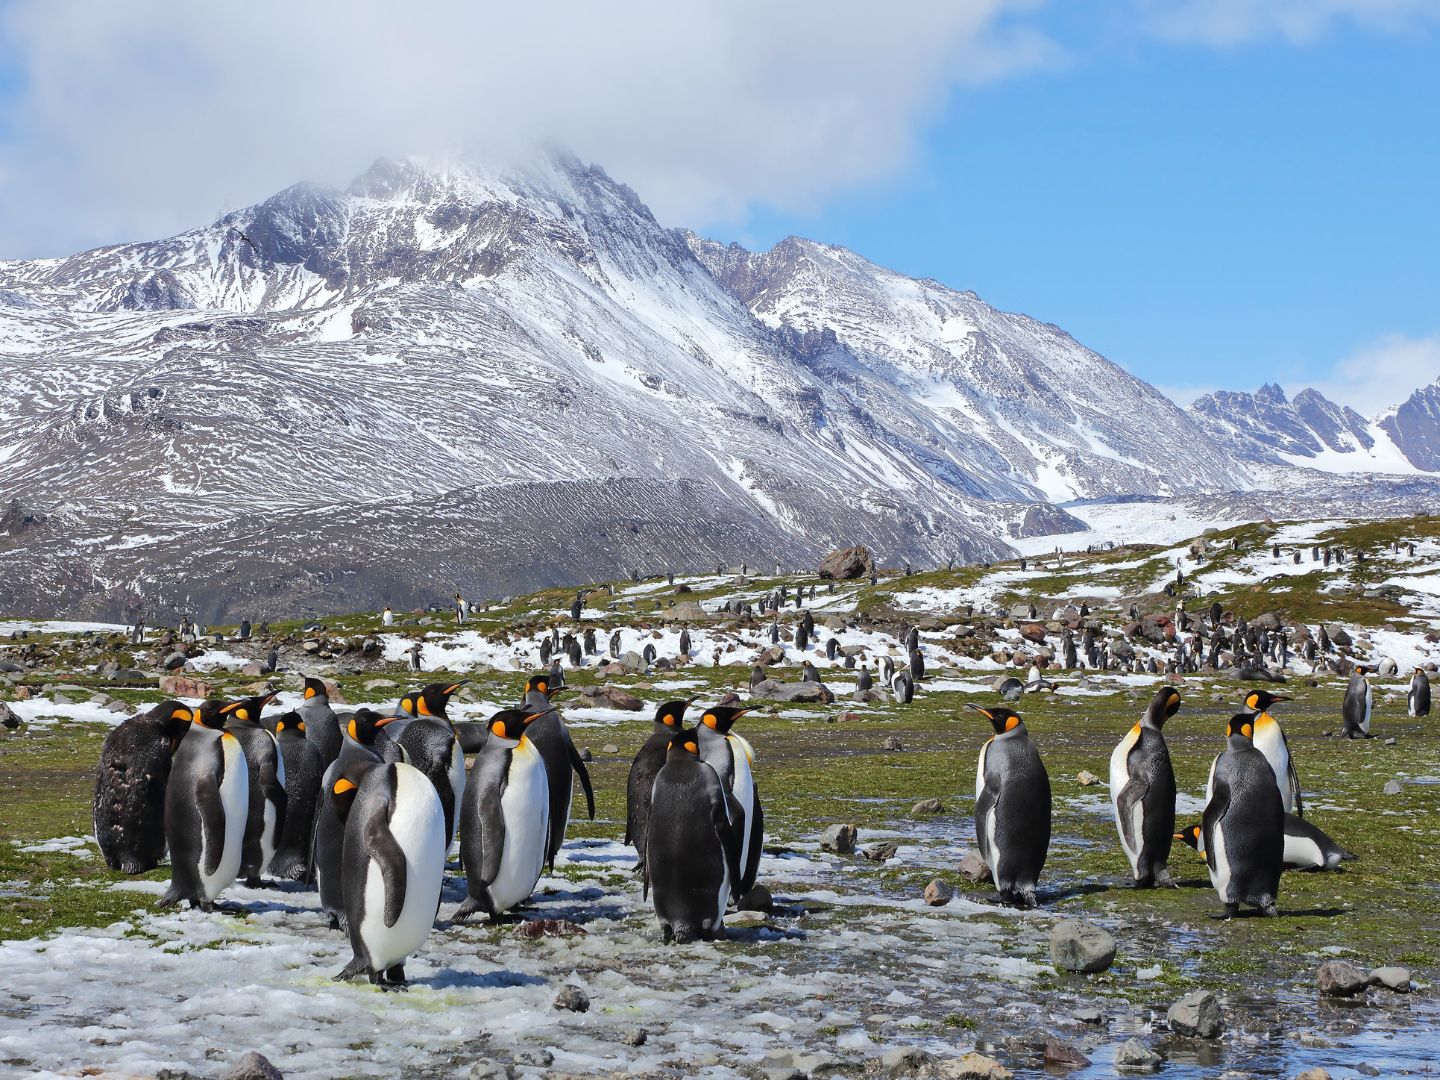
xmin=464 ymin=1064 xmax=515 ymax=1080
xmin=220 ymin=1052 xmax=284 ymax=1080
xmin=240 ymin=662 xmax=265 ymax=677
xmin=1293 ymin=1071 xmax=1332 ymax=1080
xmin=620 ymin=1026 xmax=647 ymax=1046
xmin=158 ymin=674 xmax=215 ymax=699
xmin=1369 ymin=965 xmax=1411 ymax=992
xmin=750 ymin=678 xmax=835 ymax=704
xmin=1019 ymin=623 xmax=1048 ymax=644
xmin=161 ymin=651 xmax=188 ymax=670
xmin=1043 ymin=1039 xmax=1090 ymax=1067
xmin=1384 ymin=737 xmax=1397 ymax=746
xmin=513 ymin=918 xmax=587 ymax=939
xmin=737 ymin=883 xmax=773 ymax=912
xmin=553 ymin=984 xmax=590 ymax=1012
xmin=1072 ymin=1007 xmax=1103 ymax=1025
xmin=1383 ymin=779 xmax=1403 ymax=795
xmin=1075 ymin=770 xmax=1099 ymax=786
xmin=883 ymin=735 xmax=905 ymax=751
xmin=615 ymin=650 xmax=649 ymax=674
xmin=879 ymin=1046 xmax=932 ymax=1072
xmin=910 ymin=797 xmax=943 ymax=815
xmin=664 ymin=600 xmax=711 ymax=622
xmin=105 ymin=699 xmax=134 ymax=715
xmin=931 ymin=1053 xmax=1013 ymax=1079
xmin=922 ymin=878 xmax=953 ymax=906
xmin=1166 ymin=990 xmax=1223 ymax=1037
xmin=818 ymin=545 xmax=875 ymax=581
xmin=0 ymin=703 xmax=18 ymax=729
xmin=724 ymin=909 xmax=767 ymax=928
xmin=820 ymin=823 xmax=858 ymax=854
xmin=1317 ymin=960 xmax=1371 ymax=997
xmin=601 ymin=742 xmax=620 ymax=754
xmin=862 ymin=841 xmax=900 ymax=862
xmin=514 ymin=1049 xmax=553 ymax=1067
xmin=1049 ymin=918 xmax=1117 ymax=973
xmin=958 ymin=851 xmax=992 ymax=882
xmin=1112 ymin=1039 xmax=1163 ymax=1072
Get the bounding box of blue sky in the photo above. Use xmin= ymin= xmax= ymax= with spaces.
xmin=0 ymin=1 xmax=1436 ymax=413
xmin=707 ymin=14 xmax=1440 ymax=412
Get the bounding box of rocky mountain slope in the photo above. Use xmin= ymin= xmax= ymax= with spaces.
xmin=1379 ymin=379 xmax=1440 ymax=471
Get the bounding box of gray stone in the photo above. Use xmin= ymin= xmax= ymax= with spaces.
xmin=1317 ymin=960 xmax=1371 ymax=997
xmin=601 ymin=743 xmax=620 ymax=754
xmin=737 ymin=883 xmax=773 ymax=911
xmin=0 ymin=702 xmax=19 ymax=729
xmin=931 ymin=1054 xmax=1013 ymax=1080
xmin=1075 ymin=770 xmax=1100 ymax=786
xmin=464 ymin=1063 xmax=515 ymax=1080
xmin=220 ymin=1052 xmax=284 ymax=1080
xmin=751 ymin=678 xmax=835 ymax=704
xmin=1369 ymin=965 xmax=1411 ymax=992
xmin=922 ymin=878 xmax=953 ymax=906
xmin=514 ymin=1049 xmax=553 ymax=1067
xmin=1050 ymin=918 xmax=1117 ymax=973
xmin=862 ymin=841 xmax=900 ymax=862
xmin=883 ymin=735 xmax=905 ymax=751
xmin=820 ymin=823 xmax=858 ymax=854
xmin=910 ymin=797 xmax=943 ymax=815
xmin=1293 ymin=1071 xmax=1332 ymax=1080
xmin=723 ymin=909 xmax=767 ymax=928
xmin=1383 ymin=779 xmax=1403 ymax=795
xmin=619 ymin=1026 xmax=647 ymax=1046
xmin=958 ymin=851 xmax=992 ymax=882
xmin=553 ymin=984 xmax=590 ymax=1012
xmin=1166 ymin=990 xmax=1223 ymax=1037
xmin=1113 ymin=1038 xmax=1163 ymax=1072
xmin=879 ymin=1045 xmax=932 ymax=1072
xmin=1073 ymin=1006 xmax=1103 ymax=1024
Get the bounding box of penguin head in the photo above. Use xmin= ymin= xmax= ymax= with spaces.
xmin=1175 ymin=823 xmax=1204 ymax=853
xmin=348 ymin=708 xmax=400 ymax=745
xmin=698 ymin=705 xmax=752 ymax=733
xmin=524 ymin=673 xmax=567 ymax=698
xmin=192 ymin=700 xmax=228 ymax=731
xmin=967 ymin=704 xmax=1023 ymax=735
xmin=654 ymin=698 xmax=696 ymax=729
xmin=666 ymin=727 xmax=701 ymax=757
xmin=405 ymin=681 xmax=467 ymax=719
xmin=1242 ymin=689 xmax=1289 ymax=714
xmin=219 ymin=689 xmax=280 ymax=725
xmin=154 ymin=700 xmax=196 ymax=751
xmin=269 ymin=710 xmax=305 ymax=737
xmin=1226 ymin=714 xmax=1256 ymax=742
xmin=1144 ymin=686 xmax=1182 ymax=728
xmin=487 ymin=708 xmax=543 ymax=744
xmin=302 ymin=676 xmax=329 ymax=702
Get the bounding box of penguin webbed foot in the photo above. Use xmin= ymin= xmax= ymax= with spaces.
xmin=333 ymin=957 xmax=369 ymax=983
xmin=1220 ymin=903 xmax=1239 ymax=920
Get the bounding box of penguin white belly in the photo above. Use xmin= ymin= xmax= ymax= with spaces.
xmin=203 ymin=737 xmax=249 ymax=901
xmin=447 ymin=740 xmax=466 ymax=850
xmin=1204 ymin=755 xmax=1217 ymax=803
xmin=713 ymin=848 xmax=731 ymax=932
xmin=1252 ymin=726 xmax=1290 ymax=812
xmin=984 ymin=797 xmax=998 ymax=872
xmin=489 ymin=746 xmax=550 ymax=912
xmin=975 ymin=740 xmax=990 ymax=802
xmin=1283 ymin=831 xmax=1324 ymax=871
xmin=360 ymin=765 xmax=446 ymax=972
xmin=1108 ymin=728 xmax=1141 ymax=869
xmin=1209 ymin=825 xmax=1233 ymax=902
xmin=1362 ymin=685 xmax=1372 ymax=733
xmin=728 ymin=733 xmax=758 ymax=876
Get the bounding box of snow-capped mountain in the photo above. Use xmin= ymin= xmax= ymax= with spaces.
xmin=1378 ymin=379 xmax=1440 ymax=472
xmin=1 ymin=152 xmax=1436 ymax=620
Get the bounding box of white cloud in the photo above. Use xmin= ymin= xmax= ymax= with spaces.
xmin=1298 ymin=332 xmax=1440 ymax=417
xmin=0 ymin=0 xmax=1060 ymax=258
xmin=1137 ymin=0 xmax=1440 ymax=45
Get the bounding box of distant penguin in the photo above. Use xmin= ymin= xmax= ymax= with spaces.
xmin=909 ymin=648 xmax=925 ymax=683
xmin=904 ymin=625 xmax=920 ymax=653
xmin=549 ymin=657 xmax=566 ymax=687
xmin=332 ymin=756 xmax=446 ymax=989
xmin=264 ymin=710 xmax=324 ymax=881
xmin=969 ymin=705 xmax=1051 ymax=908
xmin=609 ymin=630 xmax=622 ymax=658
xmin=891 ymin=670 xmax=914 ymax=704
xmin=299 ymin=676 xmax=342 ymax=768
xmin=520 ymin=674 xmax=596 ymax=869
xmin=539 ymin=637 xmax=553 ymax=667
xmin=314 ymin=709 xmax=403 ymax=931
xmin=1242 ymin=689 xmax=1302 ymax=816
xmin=584 ymin=628 xmax=597 ymax=655
xmin=217 ymin=692 xmax=287 ymax=886
xmin=1202 ymin=715 xmax=1284 ymax=917
xmin=750 ymin=664 xmax=766 ymax=689
xmin=856 ymin=666 xmax=873 ymax=692
xmin=1109 ymin=686 xmax=1180 ymax=888
xmin=679 ymin=628 xmax=692 ymax=658
xmin=1062 ymin=633 xmax=1078 ymax=671
xmin=93 ymin=700 xmax=194 ymax=874
xmin=801 ymin=660 xmax=820 ymax=683
xmin=393 ymin=681 xmax=469 ymax=845
xmin=696 ymin=704 xmax=764 ymax=897
xmin=880 ymin=655 xmax=896 ymax=684
xmin=455 ymin=709 xmax=552 ymax=920
xmin=794 ymin=624 xmax=809 ymax=651
xmin=769 ymin=621 xmax=780 ymax=645
xmin=566 ymin=638 xmax=582 ymax=667
xmin=825 ymin=637 xmax=839 ymax=661
xmin=1409 ymin=668 xmax=1431 ymax=718
xmin=158 ymin=707 xmax=249 ymax=910
xmin=646 ymin=728 xmax=740 ymax=944
xmin=1341 ymin=666 xmax=1374 ymax=739
xmin=624 ymin=699 xmax=693 ymax=877
xmin=1178 ymin=815 xmax=1353 ymax=872
xmin=641 ymin=644 xmax=657 ymax=668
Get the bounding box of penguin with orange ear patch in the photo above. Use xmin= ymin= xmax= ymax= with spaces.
xmin=218 ymin=691 xmax=286 ymax=887
xmin=968 ymin=705 xmax=1051 ymax=908
xmin=93 ymin=700 xmax=195 ymax=873
xmin=158 ymin=703 xmax=250 ymax=910
xmin=392 ymin=681 xmax=470 ymax=847
xmin=626 ymin=699 xmax=696 ymax=878
xmin=1109 ymin=686 xmax=1180 ymax=888
xmin=1202 ymin=714 xmax=1284 ymax=918
xmin=263 ymin=710 xmax=324 ymax=881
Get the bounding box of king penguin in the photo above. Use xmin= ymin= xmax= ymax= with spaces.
xmin=264 ymin=710 xmax=324 ymax=881
xmin=455 ymin=709 xmax=552 ymax=920
xmin=1409 ymin=668 xmax=1431 ymax=718
xmin=158 ymin=705 xmax=250 ymax=910
xmin=216 ymin=692 xmax=287 ymax=887
xmin=93 ymin=700 xmax=193 ymax=874
xmin=969 ymin=704 xmax=1051 ymax=908
xmin=646 ymin=727 xmax=741 ymax=944
xmin=393 ymin=681 xmax=469 ymax=846
xmin=314 ymin=709 xmax=404 ymax=931
xmin=519 ymin=673 xmax=595 ymax=869
xmin=1109 ymin=686 xmax=1180 ymax=888
xmin=1178 ymin=814 xmax=1353 ymax=872
xmin=625 ymin=698 xmax=694 ymax=878
xmin=1341 ymin=666 xmax=1374 ymax=739
xmin=1242 ymin=689 xmax=1303 ymax=816
xmin=299 ymin=675 xmax=343 ymax=768
xmin=1202 ymin=714 xmax=1284 ymax=917
xmin=696 ymin=704 xmax=764 ymax=898
xmin=332 ymin=754 xmax=446 ymax=989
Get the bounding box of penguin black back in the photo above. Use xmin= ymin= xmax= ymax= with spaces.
xmin=1202 ymin=714 xmax=1284 ymax=917
xmin=969 ymin=704 xmax=1051 ymax=908
xmin=265 ymin=710 xmax=325 ymax=881
xmin=93 ymin=700 xmax=194 ymax=874
xmin=625 ymin=698 xmax=694 ymax=873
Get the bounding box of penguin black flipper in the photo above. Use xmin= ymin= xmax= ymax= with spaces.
xmin=1286 ymin=753 xmax=1304 ymax=820
xmin=198 ymin=753 xmax=227 ymax=879
xmin=1114 ymin=773 xmax=1149 ymax=855
xmin=474 ymin=768 xmax=507 ymax=886
xmin=1201 ymin=767 xmax=1231 ymax=878
xmin=569 ymin=741 xmax=596 ymax=820
xmin=366 ymin=797 xmax=408 ymax=929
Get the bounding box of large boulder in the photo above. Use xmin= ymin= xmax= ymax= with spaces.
xmin=818 ymin=545 xmax=875 ymax=581
xmin=663 ymin=600 xmax=711 ymax=622
xmin=158 ymin=674 xmax=215 ymax=699
xmin=1050 ymin=918 xmax=1116 ymax=973
xmin=579 ymin=685 xmax=645 ymax=711
xmin=751 ymin=678 xmax=834 ymax=704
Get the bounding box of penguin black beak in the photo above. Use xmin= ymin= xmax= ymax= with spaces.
xmin=375 ymin=714 xmax=402 ymax=728
xmin=444 ymin=680 xmax=470 ymax=695
xmin=545 ymin=687 xmax=570 ymax=700
xmin=965 ymin=703 xmax=995 ymax=720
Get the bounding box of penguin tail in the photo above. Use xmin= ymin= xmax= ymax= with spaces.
xmin=1339 ymin=847 xmax=1359 ymax=862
